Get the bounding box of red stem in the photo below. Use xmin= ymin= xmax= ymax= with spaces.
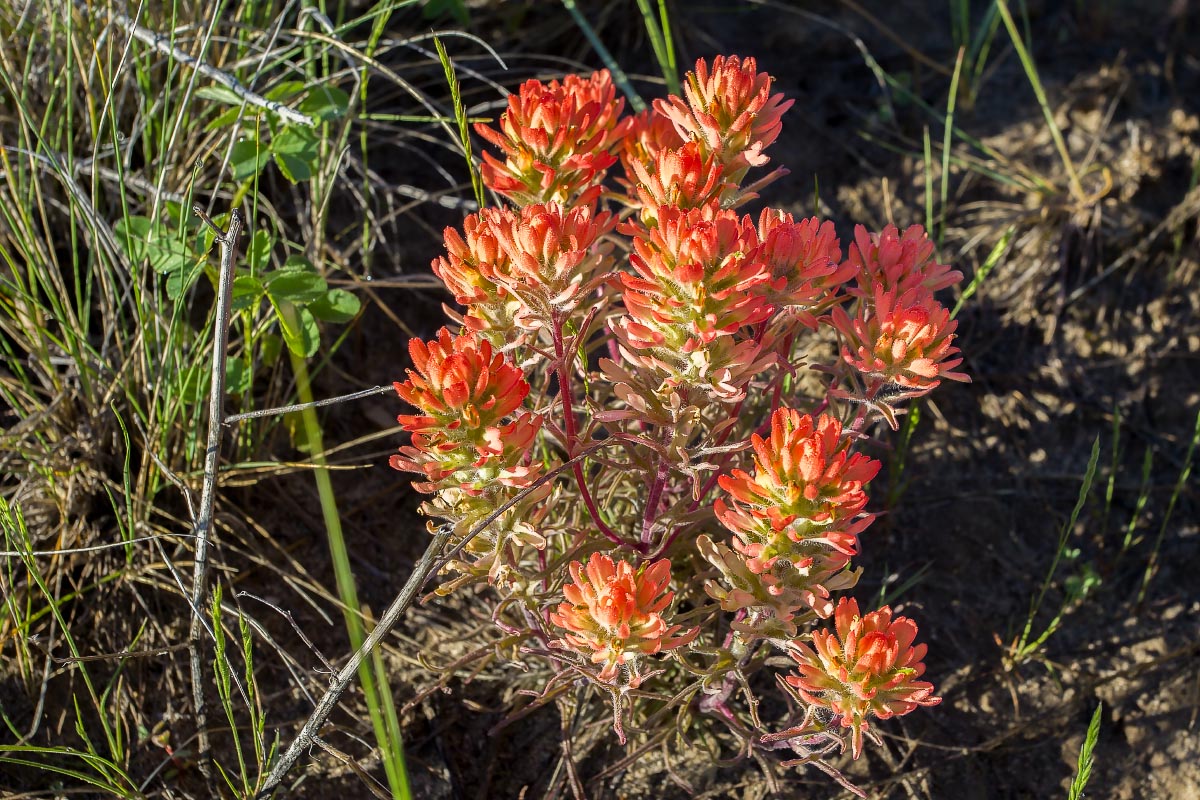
xmin=552 ymin=314 xmax=646 ymax=553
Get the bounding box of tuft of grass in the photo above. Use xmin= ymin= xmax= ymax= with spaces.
xmin=0 ymin=1 xmax=487 ymax=795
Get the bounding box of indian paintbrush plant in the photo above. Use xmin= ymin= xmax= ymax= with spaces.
xmin=391 ymin=56 xmax=961 ymax=792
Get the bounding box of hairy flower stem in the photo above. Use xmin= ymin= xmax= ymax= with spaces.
xmin=552 ymin=314 xmax=645 ymax=552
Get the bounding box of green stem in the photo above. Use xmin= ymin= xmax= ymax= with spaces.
xmin=286 ymin=336 xmax=410 ymax=799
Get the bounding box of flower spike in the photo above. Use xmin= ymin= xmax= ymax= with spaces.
xmin=550 ymin=553 xmax=698 ymax=686
xmin=785 ymin=597 xmax=941 ymax=758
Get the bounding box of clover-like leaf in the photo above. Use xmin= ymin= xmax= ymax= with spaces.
xmin=299 ymin=85 xmax=350 ymax=122
xmin=271 ymin=125 xmax=319 ymax=183
xmin=231 ymin=275 xmax=265 ymax=312
xmin=230 ymin=138 xmax=270 ymax=181
xmin=246 ymin=229 xmax=273 ymax=272
xmin=278 ymin=305 xmax=320 ymax=357
xmin=308 ymin=288 xmax=361 ymax=323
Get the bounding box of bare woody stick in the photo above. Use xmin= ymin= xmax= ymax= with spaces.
xmin=256 ymin=441 xmax=619 ymax=797
xmin=190 ymin=207 xmax=243 ymax=771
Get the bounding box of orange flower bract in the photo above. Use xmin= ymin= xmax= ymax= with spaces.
xmin=702 ymin=411 xmax=880 ymax=630
xmin=845 ymin=224 xmax=963 ymax=297
xmin=550 ymin=553 xmax=698 ymax=685
xmin=475 ymin=69 xmax=632 ymax=206
xmin=786 ymin=597 xmax=941 ymax=759
xmin=832 ymin=286 xmax=969 ymax=395
xmin=391 ymin=328 xmax=541 ymax=494
xmin=654 ymin=55 xmax=793 ymax=179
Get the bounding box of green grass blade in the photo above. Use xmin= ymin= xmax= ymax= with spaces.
xmin=1067 ymin=702 xmax=1103 ymax=800
xmin=923 ymin=126 xmax=934 ymax=233
xmin=286 ymin=342 xmax=410 ymax=799
xmin=940 ymin=47 xmax=965 ymax=247
xmin=434 ymin=36 xmax=485 ymax=209
xmin=1017 ymin=437 xmax=1101 ymax=653
xmin=1138 ymin=407 xmax=1200 ymax=603
xmin=951 ymin=225 xmax=1015 ymax=318
xmin=635 ymin=0 xmax=679 ymax=95
xmin=560 ymin=0 xmax=646 ymax=112
xmin=995 ymin=0 xmax=1084 ymax=201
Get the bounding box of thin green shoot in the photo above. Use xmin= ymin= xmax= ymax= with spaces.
xmin=635 ymin=0 xmax=680 ymax=95
xmin=560 ymin=0 xmax=647 ymax=112
xmin=211 ymin=585 xmax=251 ymax=797
xmin=886 ymin=402 xmax=921 ymax=510
xmin=995 ymin=0 xmax=1085 ymax=202
xmin=1102 ymin=406 xmax=1121 ymax=538
xmin=1011 ymin=437 xmax=1100 ymax=663
xmin=939 ymin=47 xmax=964 ymax=248
xmin=964 ymin=2 xmax=1002 ymax=107
xmin=1117 ymin=445 xmax=1154 ymax=561
xmin=876 ymin=561 xmax=933 ymax=609
xmin=1067 ymin=702 xmax=1103 ymax=800
xmin=285 ymin=334 xmax=411 ymax=800
xmin=1137 ymin=407 xmax=1200 ymax=604
xmin=951 ymin=225 xmax=1015 ymax=319
xmin=923 ymin=125 xmax=934 ymax=234
xmin=434 ymin=36 xmax=485 ymax=209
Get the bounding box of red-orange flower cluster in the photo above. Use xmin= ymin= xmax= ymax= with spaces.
xmin=831 ymin=285 xmax=969 ymax=395
xmin=432 ymin=202 xmax=613 ymax=335
xmin=845 ymin=224 xmax=963 ymax=297
xmin=700 ymin=411 xmax=880 ymax=631
xmin=395 ymin=56 xmax=954 ymax=770
xmin=550 ymin=553 xmax=698 ymax=684
xmin=655 ymin=55 xmax=793 ymax=179
xmin=475 ymin=70 xmax=632 ymax=206
xmin=757 ymin=209 xmax=854 ymax=327
xmin=390 ymin=328 xmax=541 ymax=494
xmin=613 ymin=206 xmax=775 ymax=400
xmin=625 ymin=141 xmax=728 ymax=226
xmin=786 ymin=597 xmax=941 ymax=758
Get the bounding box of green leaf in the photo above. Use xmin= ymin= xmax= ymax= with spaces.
xmin=205 ymin=105 xmax=244 ymax=132
xmin=230 ymin=275 xmax=265 ymax=312
xmin=165 ymin=259 xmax=206 ymax=300
xmin=179 ymin=364 xmax=209 ymax=405
xmin=246 ymin=229 xmax=273 ymax=272
xmin=299 ymin=85 xmax=350 ymax=121
xmin=114 ymin=215 xmax=152 ymax=262
xmin=265 ymin=269 xmax=326 ymax=304
xmin=260 ymin=332 xmax=282 ymax=367
xmin=115 ymin=214 xmax=193 ymax=276
xmin=281 ymin=254 xmax=317 ymax=273
xmin=278 ymin=305 xmax=320 ymax=357
xmin=230 ymin=138 xmax=270 ymax=181
xmin=195 ymin=85 xmax=245 ymax=106
xmin=308 ymin=288 xmax=361 ymax=323
xmin=265 ymin=80 xmax=307 ymax=102
xmin=271 ymin=125 xmax=318 ymax=183
xmin=225 ymin=357 xmax=251 ymax=395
